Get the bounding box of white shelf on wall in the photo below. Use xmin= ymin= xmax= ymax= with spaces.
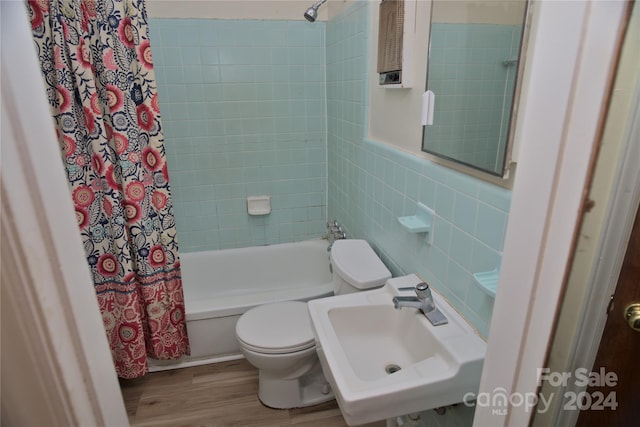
xmin=397 ymin=202 xmax=434 ymax=244
xmin=473 ymin=269 xmax=499 ymax=298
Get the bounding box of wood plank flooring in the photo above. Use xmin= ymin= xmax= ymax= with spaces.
xmin=120 ymin=359 xmax=386 ymax=427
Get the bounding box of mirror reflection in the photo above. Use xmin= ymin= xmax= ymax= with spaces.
xmin=422 ymin=0 xmax=528 ymax=177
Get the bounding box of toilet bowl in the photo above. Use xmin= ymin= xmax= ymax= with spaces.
xmin=235 ymin=239 xmax=391 ymax=409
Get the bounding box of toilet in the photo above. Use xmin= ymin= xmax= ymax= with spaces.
xmin=235 ymin=239 xmax=391 ymax=409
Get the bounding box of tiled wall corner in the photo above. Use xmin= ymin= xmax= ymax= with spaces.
xmin=326 ymin=0 xmax=370 ymax=232
xmin=150 ymin=19 xmax=327 ymax=252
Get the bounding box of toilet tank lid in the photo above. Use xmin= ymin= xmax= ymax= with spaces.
xmin=330 ymin=240 xmax=391 ymax=289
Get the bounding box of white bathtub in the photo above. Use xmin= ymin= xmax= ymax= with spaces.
xmin=149 ymin=239 xmax=334 ymax=371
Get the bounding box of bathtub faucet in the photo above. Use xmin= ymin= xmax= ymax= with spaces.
xmin=325 ymin=220 xmax=346 ymax=252
xmin=392 ymin=283 xmax=448 ymax=326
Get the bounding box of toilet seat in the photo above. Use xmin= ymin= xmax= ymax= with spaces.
xmin=236 ymin=301 xmax=315 ymax=355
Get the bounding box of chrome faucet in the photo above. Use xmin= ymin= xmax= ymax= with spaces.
xmin=392 ymin=283 xmax=448 ymax=326
xmin=325 ymin=220 xmax=346 ymax=252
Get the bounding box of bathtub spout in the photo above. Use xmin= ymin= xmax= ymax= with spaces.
xmin=325 ymin=232 xmax=335 ymax=251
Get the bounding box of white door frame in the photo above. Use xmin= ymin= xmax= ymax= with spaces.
xmin=474 ymin=0 xmax=630 ymax=426
xmin=551 ymin=49 xmax=640 ymax=427
xmin=1 ymin=2 xmax=128 ymax=425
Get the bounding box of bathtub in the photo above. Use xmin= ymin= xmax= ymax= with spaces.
xmin=149 ymin=239 xmax=334 ymax=371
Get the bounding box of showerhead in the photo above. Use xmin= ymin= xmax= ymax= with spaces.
xmin=303 ymin=0 xmax=328 ymax=23
xmin=304 ymin=6 xmax=318 ymax=22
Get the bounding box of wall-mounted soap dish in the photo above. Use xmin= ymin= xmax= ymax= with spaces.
xmin=398 ymin=215 xmax=430 ymax=233
xmin=247 ymin=195 xmax=271 ymax=216
xmin=473 ymin=269 xmax=499 ymax=298
xmin=398 ymin=202 xmax=434 ymax=242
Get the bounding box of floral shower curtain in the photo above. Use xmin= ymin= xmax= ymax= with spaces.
xmin=27 ymin=0 xmax=190 ymax=378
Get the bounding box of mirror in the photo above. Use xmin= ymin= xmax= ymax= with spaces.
xmin=422 ymin=0 xmax=528 ymax=177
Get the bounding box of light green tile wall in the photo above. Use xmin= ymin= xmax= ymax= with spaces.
xmin=150 ymin=3 xmax=512 ymax=340
xmin=327 ymin=2 xmax=511 ymax=340
xmin=150 ymin=19 xmax=327 ymax=251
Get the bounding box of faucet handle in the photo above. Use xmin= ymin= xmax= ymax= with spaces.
xmin=415 ymin=283 xmax=436 ymax=312
xmin=415 ymin=282 xmax=430 ymax=299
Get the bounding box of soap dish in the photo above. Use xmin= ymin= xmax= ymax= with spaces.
xmin=473 ymin=269 xmax=499 ymax=298
xmin=247 ymin=195 xmax=271 ymax=216
xmin=398 ymin=215 xmax=430 ymax=233
xmin=398 ymin=202 xmax=434 ymax=234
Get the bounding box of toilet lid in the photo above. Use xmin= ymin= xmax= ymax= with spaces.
xmin=236 ymin=301 xmax=316 ymax=354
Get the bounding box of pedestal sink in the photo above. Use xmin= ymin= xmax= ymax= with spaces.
xmin=308 ymin=274 xmax=486 ymax=426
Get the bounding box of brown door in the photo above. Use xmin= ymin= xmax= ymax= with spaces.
xmin=576 ymin=205 xmax=640 ymax=426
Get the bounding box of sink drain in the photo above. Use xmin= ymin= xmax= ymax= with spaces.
xmin=385 ymin=364 xmax=402 ymax=374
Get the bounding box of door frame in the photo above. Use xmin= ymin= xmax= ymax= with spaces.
xmin=474 ymin=0 xmax=632 ymax=425
xmin=1 ymin=2 xmax=128 ymax=425
xmin=550 ymin=51 xmax=640 ymax=427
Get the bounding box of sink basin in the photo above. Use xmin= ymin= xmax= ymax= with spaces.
xmin=328 ymin=305 xmax=449 ymax=382
xmin=308 ymin=274 xmax=486 ymax=426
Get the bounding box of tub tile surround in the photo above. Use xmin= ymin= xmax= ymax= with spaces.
xmin=147 ymin=3 xmax=511 ymax=336
xmin=326 ymin=1 xmax=511 ymax=340
xmin=150 ymin=19 xmax=327 ymax=252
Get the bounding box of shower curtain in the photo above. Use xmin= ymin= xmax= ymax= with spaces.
xmin=27 ymin=0 xmax=189 ymax=378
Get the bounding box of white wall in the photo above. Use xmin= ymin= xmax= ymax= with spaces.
xmin=327 ymin=0 xmax=356 ymax=19
xmin=367 ymin=0 xmax=429 ymax=156
xmin=433 ymin=0 xmax=526 ymax=25
xmin=147 ymin=0 xmax=329 ymax=20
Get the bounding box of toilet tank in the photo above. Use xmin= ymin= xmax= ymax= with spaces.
xmin=330 ymin=240 xmax=391 ymax=295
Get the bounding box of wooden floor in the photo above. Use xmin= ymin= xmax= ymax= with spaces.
xmin=120 ymin=359 xmax=386 ymax=427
